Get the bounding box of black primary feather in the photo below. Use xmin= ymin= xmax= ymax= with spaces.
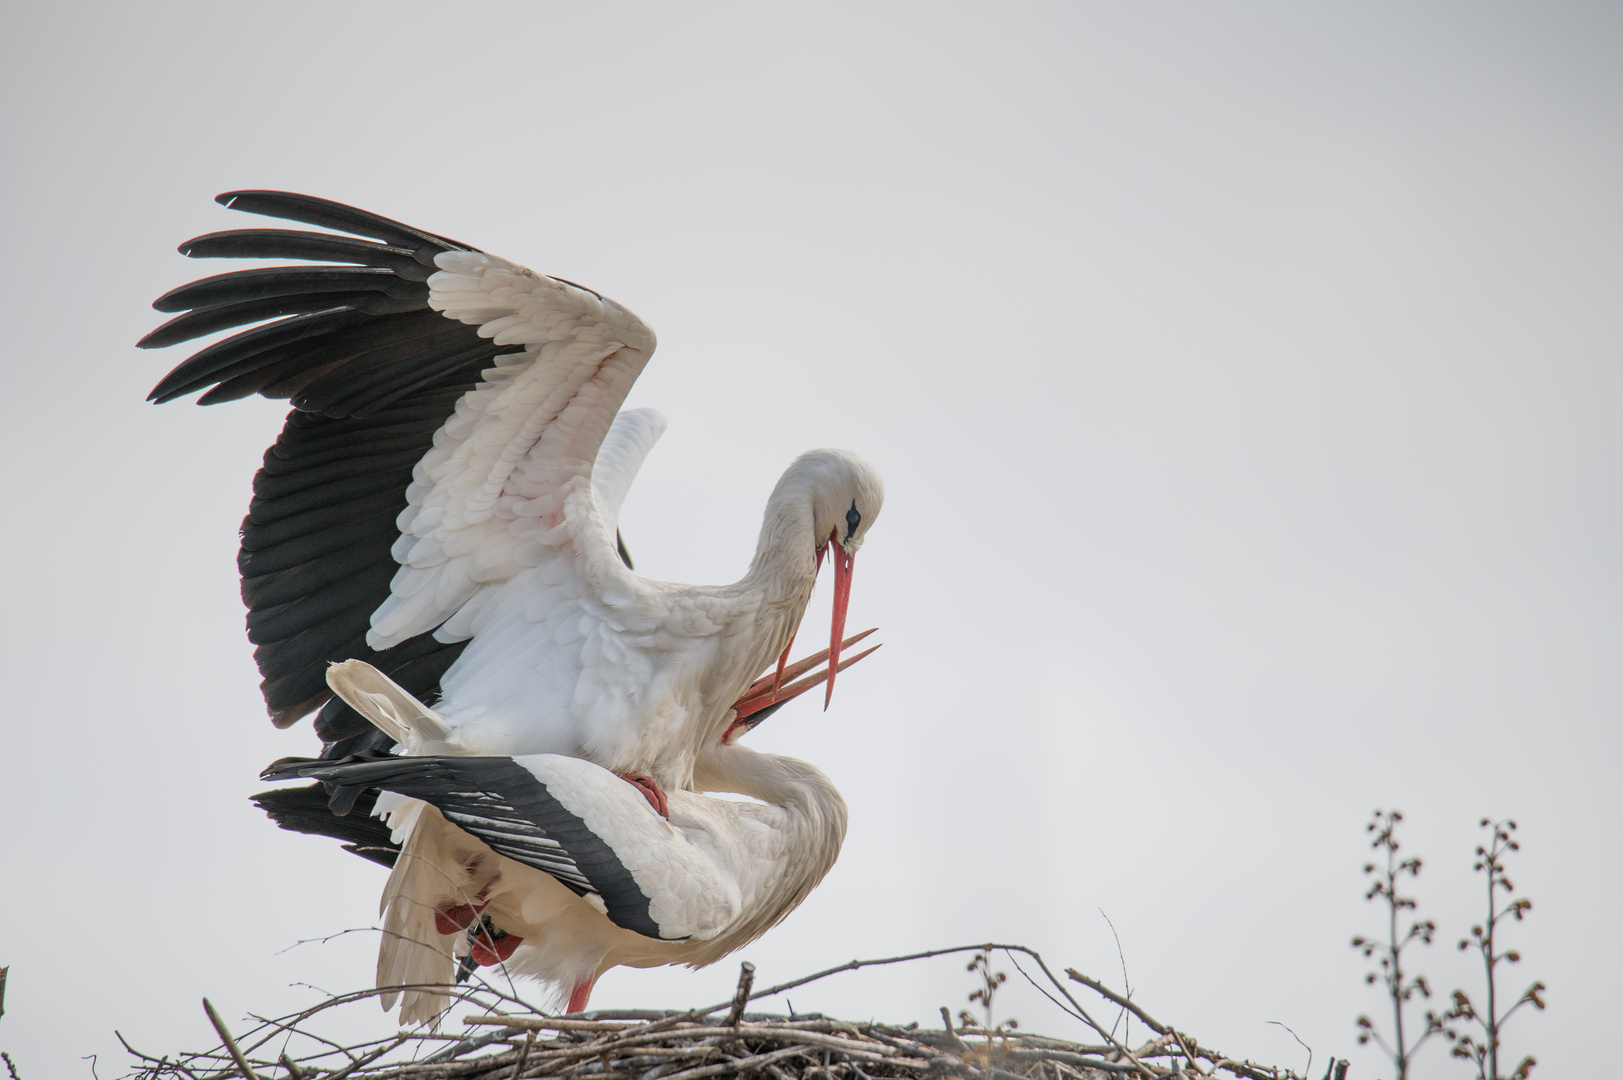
xmin=178 ymin=228 xmax=435 ymax=279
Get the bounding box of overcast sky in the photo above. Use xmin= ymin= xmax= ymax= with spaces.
xmin=3 ymin=3 xmax=1619 ymax=1076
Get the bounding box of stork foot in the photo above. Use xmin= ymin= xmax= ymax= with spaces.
xmin=434 ymin=901 xmax=487 ymax=936
xmin=468 ymin=914 xmax=522 ymax=966
xmin=618 ymin=772 xmax=669 ymax=817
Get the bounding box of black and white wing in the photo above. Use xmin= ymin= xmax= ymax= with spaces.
xmin=262 ymin=753 xmax=754 ymax=942
xmin=143 ymin=192 xmax=660 ymax=755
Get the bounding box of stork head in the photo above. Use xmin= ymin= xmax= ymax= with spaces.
xmin=796 ymin=448 xmax=885 ymax=559
xmin=778 ymin=449 xmax=884 ymax=708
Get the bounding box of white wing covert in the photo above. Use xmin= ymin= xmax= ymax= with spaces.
xmin=369 ymin=250 xmax=659 ymax=652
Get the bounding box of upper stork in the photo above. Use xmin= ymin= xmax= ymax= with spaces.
xmin=143 ymin=192 xmax=883 ymax=804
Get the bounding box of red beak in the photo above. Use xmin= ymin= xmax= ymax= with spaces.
xmin=825 ymin=529 xmax=855 ymax=709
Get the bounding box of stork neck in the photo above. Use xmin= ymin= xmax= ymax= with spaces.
xmin=692 ymin=744 xmax=846 ymax=824
xmin=744 ymin=484 xmax=820 ymax=605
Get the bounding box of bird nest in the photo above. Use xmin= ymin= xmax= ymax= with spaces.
xmin=116 ymin=945 xmax=1329 ymax=1080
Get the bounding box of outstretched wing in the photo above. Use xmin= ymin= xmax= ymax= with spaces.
xmin=143 ymin=192 xmax=658 ymax=745
xmin=263 ymin=753 xmax=746 ymax=941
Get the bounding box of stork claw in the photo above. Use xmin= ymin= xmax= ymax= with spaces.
xmin=468 ymin=915 xmax=522 ymax=966
xmin=435 ymin=901 xmax=486 ymax=936
xmin=618 ymin=772 xmax=669 ymax=818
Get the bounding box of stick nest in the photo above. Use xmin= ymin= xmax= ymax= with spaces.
xmin=116 ymin=945 xmax=1326 ymax=1080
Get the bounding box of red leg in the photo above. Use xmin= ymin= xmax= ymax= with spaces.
xmin=618 ymin=772 xmax=669 ymax=817
xmin=567 ymin=974 xmax=595 ymax=1014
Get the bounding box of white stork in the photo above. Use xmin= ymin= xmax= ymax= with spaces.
xmin=265 ymin=659 xmax=847 ymax=1024
xmin=142 ymin=192 xmax=885 ymax=814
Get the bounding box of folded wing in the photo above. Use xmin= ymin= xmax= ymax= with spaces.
xmin=262 ymin=752 xmax=755 ymax=942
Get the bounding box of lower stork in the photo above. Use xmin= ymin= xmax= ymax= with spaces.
xmin=267 ymin=660 xmax=847 ymax=1024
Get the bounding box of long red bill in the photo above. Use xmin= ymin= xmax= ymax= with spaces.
xmin=731 ymin=639 xmax=882 ymax=725
xmin=772 ymin=633 xmax=796 ymax=694
xmin=825 ymin=530 xmax=855 ymax=709
xmin=734 ymin=628 xmax=881 ymax=714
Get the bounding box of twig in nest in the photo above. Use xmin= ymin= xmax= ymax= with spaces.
xmin=513 ymin=1029 xmax=537 ymax=1077
xmin=939 ymin=1007 xmax=968 ymax=1053
xmin=118 ymin=942 xmax=1313 ymax=1080
xmin=728 ymin=963 xmax=756 ymax=1027
xmin=1063 ymin=970 xmax=1169 ymax=1038
xmin=321 ymin=1036 xmax=406 ymax=1080
xmin=1266 ymin=1019 xmax=1311 ymax=1079
xmin=464 ymin=1015 xmax=636 ymax=1032
xmin=202 ymin=998 xmax=262 ymax=1080
xmin=1097 ymin=910 xmax=1130 ymax=1046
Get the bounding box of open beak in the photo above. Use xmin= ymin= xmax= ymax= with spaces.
xmin=825 ymin=529 xmax=855 ymax=709
xmin=731 ymin=628 xmax=880 ymax=730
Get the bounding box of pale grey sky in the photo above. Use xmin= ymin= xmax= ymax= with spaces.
xmin=3 ymin=3 xmax=1619 ymax=1076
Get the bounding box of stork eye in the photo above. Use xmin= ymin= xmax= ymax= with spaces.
xmin=845 ymin=501 xmax=861 ymax=541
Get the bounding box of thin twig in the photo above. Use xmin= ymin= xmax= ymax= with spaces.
xmin=1265 ymin=1020 xmax=1311 ymax=1080
xmin=1098 ymin=910 xmax=1131 ymax=1047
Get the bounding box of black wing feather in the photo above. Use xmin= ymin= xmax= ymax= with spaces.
xmin=152 ymin=266 xmax=425 ymax=313
xmin=214 ymin=190 xmax=477 ymax=253
xmin=178 ymin=228 xmax=434 ymax=279
xmin=252 ymin=783 xmax=400 ymax=868
xmin=251 ymin=448 xmax=425 ymax=501
xmin=146 ymin=307 xmax=376 ymax=402
xmin=139 ymin=292 xmax=426 ymax=349
xmin=241 ymin=531 xmax=397 ymax=609
xmin=245 ymin=560 xmax=400 ymax=643
xmin=237 ymin=510 xmax=401 ymax=579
